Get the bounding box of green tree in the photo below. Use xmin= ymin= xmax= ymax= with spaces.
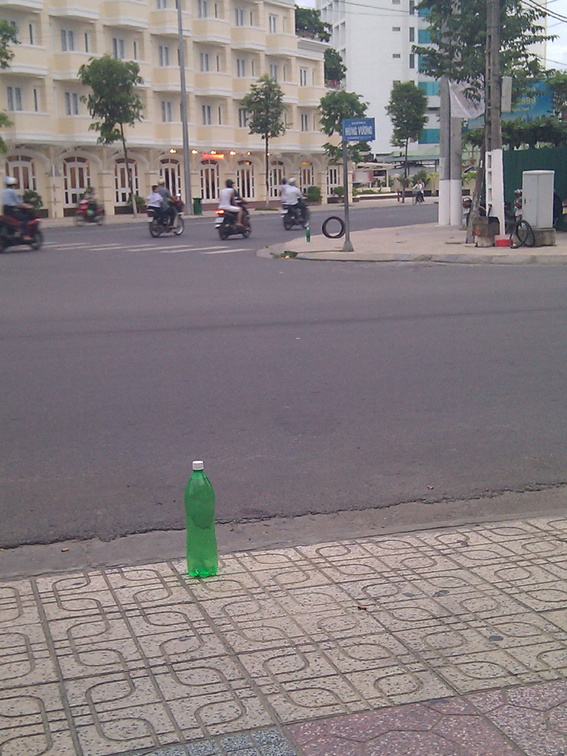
xmin=414 ymin=0 xmax=551 ymax=101
xmin=319 ymin=90 xmax=370 ymax=164
xmin=240 ymin=74 xmax=286 ymax=206
xmin=0 ymin=20 xmax=19 ymax=153
xmin=386 ymin=81 xmax=427 ymax=201
xmin=295 ymin=6 xmax=331 ymax=42
xmin=324 ymin=48 xmax=346 ymax=85
xmin=78 ymin=55 xmax=143 ymax=213
xmin=546 ymin=70 xmax=567 ymax=118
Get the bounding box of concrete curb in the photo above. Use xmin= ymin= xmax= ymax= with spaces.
xmin=262 ymin=222 xmax=567 ymax=265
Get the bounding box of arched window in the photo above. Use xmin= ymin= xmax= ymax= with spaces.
xmin=327 ymin=165 xmax=341 ymax=197
xmin=300 ymin=162 xmax=314 ymax=193
xmin=114 ymin=158 xmax=139 ymax=204
xmin=64 ymin=157 xmax=91 ymax=207
xmin=200 ymin=159 xmax=219 ymax=200
xmin=237 ymin=160 xmax=255 ymax=200
xmin=5 ymin=155 xmax=37 ymax=191
xmin=269 ymin=160 xmax=284 ymax=198
xmin=160 ymin=159 xmax=181 ymax=197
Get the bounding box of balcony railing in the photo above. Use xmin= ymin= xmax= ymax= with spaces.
xmin=230 ymin=26 xmax=265 ymax=51
xmin=100 ymin=0 xmax=148 ymax=29
xmin=48 ymin=0 xmax=98 ymax=19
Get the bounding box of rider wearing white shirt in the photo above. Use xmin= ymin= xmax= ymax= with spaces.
xmin=218 ymin=179 xmax=244 ymax=228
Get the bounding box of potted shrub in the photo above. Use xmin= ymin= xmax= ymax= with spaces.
xmin=23 ymin=189 xmax=48 ymax=218
xmin=306 ymin=185 xmax=321 ymax=204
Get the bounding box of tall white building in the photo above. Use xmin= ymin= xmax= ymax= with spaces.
xmin=317 ymin=0 xmax=440 ymax=156
xmin=0 ymin=0 xmax=330 ymax=216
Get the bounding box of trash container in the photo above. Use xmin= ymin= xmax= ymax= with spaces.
xmin=472 ymin=215 xmax=500 ymax=246
xmin=193 ymin=197 xmax=202 ymax=215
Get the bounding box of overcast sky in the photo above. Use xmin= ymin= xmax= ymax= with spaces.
xmin=297 ymin=0 xmax=567 ymax=71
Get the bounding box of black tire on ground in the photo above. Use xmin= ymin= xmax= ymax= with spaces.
xmin=242 ymin=226 xmax=251 ymax=238
xmin=322 ymin=216 xmax=345 ymax=239
xmin=283 ymin=215 xmax=293 ymax=230
xmin=510 ymin=219 xmax=535 ymax=248
xmin=218 ymin=224 xmax=229 ymax=240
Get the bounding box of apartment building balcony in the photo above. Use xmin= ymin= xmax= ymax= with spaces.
xmin=100 ymin=0 xmax=148 ymax=29
xmin=297 ymin=85 xmax=325 ymax=105
xmin=148 ymin=9 xmax=191 ymax=37
xmin=279 ymin=81 xmax=299 ymax=101
xmin=192 ymin=18 xmax=231 ymax=44
xmin=230 ymin=27 xmax=266 ymax=51
xmin=1 ymin=0 xmax=42 ymax=10
xmin=4 ymin=112 xmax=53 ymax=138
xmin=231 ymin=77 xmax=256 ymax=97
xmin=151 ymin=67 xmax=184 ymax=90
xmin=265 ymin=33 xmax=296 ymax=55
xmin=193 ymin=124 xmax=234 ymax=147
xmin=9 ymin=46 xmax=48 ymax=76
xmin=193 ymin=71 xmax=232 ymax=95
xmin=54 ymin=116 xmax=95 ymax=139
xmin=299 ymin=131 xmax=324 ymax=149
xmin=48 ymin=0 xmax=98 ymax=19
xmin=50 ymin=51 xmax=93 ymax=78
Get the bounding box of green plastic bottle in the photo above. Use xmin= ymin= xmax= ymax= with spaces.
xmin=185 ymin=460 xmax=218 ymax=577
xmin=305 ymin=224 xmax=311 ymax=242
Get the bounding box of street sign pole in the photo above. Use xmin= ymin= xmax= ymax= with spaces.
xmin=340 ymin=117 xmax=375 ymax=253
xmin=342 ymin=140 xmax=354 ymax=252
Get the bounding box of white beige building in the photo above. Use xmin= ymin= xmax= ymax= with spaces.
xmin=0 ymin=0 xmax=329 ymax=215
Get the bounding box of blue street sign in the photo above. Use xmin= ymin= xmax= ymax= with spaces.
xmin=342 ymin=117 xmax=375 ymax=142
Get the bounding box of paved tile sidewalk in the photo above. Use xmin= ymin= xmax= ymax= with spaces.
xmin=3 ymin=516 xmax=567 ymax=755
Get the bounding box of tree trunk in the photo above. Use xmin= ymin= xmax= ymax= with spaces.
xmin=264 ymin=136 xmax=270 ymax=209
xmin=121 ymin=125 xmax=137 ymax=217
xmin=465 ymin=140 xmax=485 ymax=244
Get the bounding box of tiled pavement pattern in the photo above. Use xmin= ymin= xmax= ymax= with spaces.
xmin=3 ymin=517 xmax=567 ymax=755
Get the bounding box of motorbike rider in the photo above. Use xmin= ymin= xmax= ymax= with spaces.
xmin=146 ymin=184 xmax=165 ymax=225
xmin=2 ymin=176 xmax=32 ymax=239
xmin=157 ymin=177 xmax=175 ymax=227
xmin=218 ymin=178 xmax=246 ymax=229
xmin=285 ymin=178 xmax=307 ymax=222
xmin=84 ymin=186 xmax=98 ymax=216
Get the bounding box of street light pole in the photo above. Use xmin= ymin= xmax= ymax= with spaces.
xmin=177 ymin=0 xmax=193 ymax=213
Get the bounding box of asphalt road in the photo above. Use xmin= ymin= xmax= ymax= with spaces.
xmin=2 ymin=202 xmax=567 ymax=548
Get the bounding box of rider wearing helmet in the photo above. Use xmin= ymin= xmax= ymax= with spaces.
xmin=285 ymin=178 xmax=307 ymax=222
xmin=157 ymin=177 xmax=175 ymax=227
xmin=218 ymin=178 xmax=245 ymax=229
xmin=2 ymin=176 xmax=32 ymax=238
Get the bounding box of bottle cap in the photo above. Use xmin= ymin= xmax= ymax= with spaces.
xmin=192 ymin=460 xmax=204 ymax=471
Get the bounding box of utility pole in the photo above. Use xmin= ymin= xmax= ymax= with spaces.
xmin=177 ymin=0 xmax=193 ymax=213
xmin=485 ymin=0 xmax=505 ymax=234
xmin=438 ymin=76 xmax=450 ymax=226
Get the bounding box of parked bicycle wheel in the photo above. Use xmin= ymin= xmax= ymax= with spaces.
xmin=322 ymin=216 xmax=345 ymax=239
xmin=510 ymin=219 xmax=535 ymax=249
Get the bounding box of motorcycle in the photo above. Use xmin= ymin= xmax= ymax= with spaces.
xmin=147 ymin=196 xmax=185 ymax=237
xmin=215 ymin=198 xmax=251 ymax=239
xmin=75 ymin=199 xmax=105 ymax=225
xmin=281 ymin=202 xmax=309 ymax=230
xmin=0 ymin=209 xmax=43 ymax=252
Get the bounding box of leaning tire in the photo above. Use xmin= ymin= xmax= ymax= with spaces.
xmin=283 ymin=215 xmax=293 ymax=230
xmin=242 ymin=226 xmax=251 ymax=238
xmin=173 ymin=216 xmax=184 ymax=236
xmin=322 ymin=216 xmax=345 ymax=239
xmin=218 ymin=225 xmax=229 ymax=240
